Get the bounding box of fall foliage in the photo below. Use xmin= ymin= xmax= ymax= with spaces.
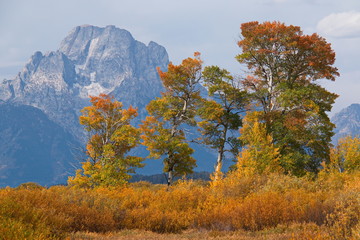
xmin=237 ymin=21 xmax=339 ymax=176
xmin=4 ymin=20 xmax=360 ymax=240
xmin=327 ymin=136 xmax=360 ymax=173
xmin=2 ymin=169 xmax=360 ymax=239
xmin=68 ymin=94 xmax=144 ymax=188
xmin=198 ymin=66 xmax=248 ymax=180
xmin=141 ymin=53 xmax=203 ymax=186
xmin=236 ymin=111 xmax=282 ymax=176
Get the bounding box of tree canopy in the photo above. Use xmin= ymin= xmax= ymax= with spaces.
xmin=197 ymin=66 xmax=248 ymax=180
xmin=236 ymin=21 xmax=339 ymax=176
xmin=69 ymin=21 xmax=342 ymax=187
xmin=140 ymin=53 xmax=203 ymax=186
xmin=237 ymin=22 xmax=339 ymax=175
xmin=68 ymin=94 xmax=143 ymax=188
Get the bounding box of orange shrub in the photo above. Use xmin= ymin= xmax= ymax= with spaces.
xmin=1 ymin=170 xmax=360 ymax=237
xmin=0 ymin=186 xmax=121 ymax=238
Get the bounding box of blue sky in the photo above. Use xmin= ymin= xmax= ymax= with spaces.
xmin=1 ymin=0 xmax=359 ymax=115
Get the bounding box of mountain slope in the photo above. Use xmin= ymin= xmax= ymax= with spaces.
xmin=0 ymin=104 xmax=81 ymax=187
xmin=331 ymin=103 xmax=360 ymax=144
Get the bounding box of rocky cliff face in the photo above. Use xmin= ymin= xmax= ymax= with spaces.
xmin=0 ymin=25 xmax=169 ymax=186
xmin=331 ymin=103 xmax=360 ymax=144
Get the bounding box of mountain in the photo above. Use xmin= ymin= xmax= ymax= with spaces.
xmin=331 ymin=103 xmax=360 ymax=144
xmin=0 ymin=25 xmax=215 ymax=187
xmin=0 ymin=25 xmax=168 ymax=140
xmin=0 ymin=104 xmax=81 ymax=187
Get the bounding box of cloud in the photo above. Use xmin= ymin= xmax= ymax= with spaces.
xmin=321 ymin=70 xmax=360 ymax=116
xmin=317 ymin=11 xmax=360 ymax=38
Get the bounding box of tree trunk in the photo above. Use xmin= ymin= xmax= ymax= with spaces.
xmin=167 ymin=170 xmax=173 ymax=189
xmin=214 ymin=148 xmax=224 ymax=181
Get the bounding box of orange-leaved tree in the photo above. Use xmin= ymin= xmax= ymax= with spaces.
xmin=68 ymin=94 xmax=144 ymax=188
xmin=141 ymin=53 xmax=203 ymax=186
xmin=237 ymin=21 xmax=339 ymax=176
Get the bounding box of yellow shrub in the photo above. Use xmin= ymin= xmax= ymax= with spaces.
xmin=326 ymin=193 xmax=360 ymax=239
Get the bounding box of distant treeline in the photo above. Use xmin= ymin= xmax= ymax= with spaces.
xmin=130 ymin=171 xmax=211 ymax=184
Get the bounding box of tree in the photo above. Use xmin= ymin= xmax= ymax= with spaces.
xmin=140 ymin=53 xmax=202 ymax=186
xmin=68 ymin=94 xmax=144 ymax=188
xmin=236 ymin=111 xmax=282 ymax=176
xmin=237 ymin=21 xmax=339 ymax=175
xmin=328 ymin=136 xmax=360 ymax=173
xmin=197 ymin=66 xmax=248 ymax=180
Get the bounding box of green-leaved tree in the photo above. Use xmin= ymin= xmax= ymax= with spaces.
xmin=141 ymin=53 xmax=203 ymax=186
xmin=198 ymin=66 xmax=248 ymax=180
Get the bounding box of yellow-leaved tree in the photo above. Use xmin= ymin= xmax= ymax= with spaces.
xmin=68 ymin=94 xmax=144 ymax=188
xmin=235 ymin=112 xmax=282 ymax=176
xmin=328 ymin=136 xmax=360 ymax=173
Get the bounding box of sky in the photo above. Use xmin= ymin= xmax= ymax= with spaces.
xmin=0 ymin=0 xmax=359 ymax=116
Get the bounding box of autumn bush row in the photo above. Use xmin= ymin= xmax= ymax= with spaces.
xmin=1 ymin=170 xmax=359 ymax=239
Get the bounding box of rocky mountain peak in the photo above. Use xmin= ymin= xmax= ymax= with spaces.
xmin=59 ymin=25 xmax=135 ymax=65
xmin=59 ymin=25 xmax=104 ymax=62
xmin=0 ymin=24 xmax=169 ymax=140
xmin=57 ymin=25 xmax=168 ymax=95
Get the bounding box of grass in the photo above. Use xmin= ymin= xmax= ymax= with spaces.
xmin=69 ymin=223 xmax=331 ymax=240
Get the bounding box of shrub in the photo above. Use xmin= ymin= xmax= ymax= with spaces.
xmin=1 ymin=169 xmax=360 ymax=237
